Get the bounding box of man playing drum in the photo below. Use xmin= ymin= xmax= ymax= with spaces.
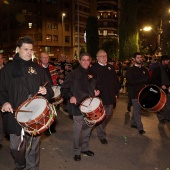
xmin=90 ymin=50 xmax=119 ymax=144
xmin=61 ymin=53 xmax=101 ymax=161
xmin=0 ymin=36 xmax=54 ymax=170
xmin=39 ymin=52 xmax=58 ymax=136
xmin=126 ymin=52 xmax=149 ymax=134
xmin=150 ymin=55 xmax=170 ymax=124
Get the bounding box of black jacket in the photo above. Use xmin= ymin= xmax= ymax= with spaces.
xmin=126 ymin=65 xmax=149 ymax=99
xmin=0 ymin=53 xmax=54 ymax=135
xmin=90 ymin=63 xmax=119 ymax=105
xmin=61 ymin=65 xmax=101 ymax=116
xmin=150 ymin=64 xmax=170 ymax=94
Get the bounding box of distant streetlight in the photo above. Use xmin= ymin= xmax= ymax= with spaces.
xmin=143 ymin=26 xmax=152 ymax=32
xmin=62 ymin=13 xmax=66 ymax=53
xmin=142 ymin=22 xmax=163 ymax=55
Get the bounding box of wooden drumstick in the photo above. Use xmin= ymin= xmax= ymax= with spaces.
xmin=16 ymin=110 xmax=33 ymax=113
xmin=0 ymin=107 xmax=32 ymax=113
xmin=25 ymin=82 xmax=48 ymax=107
xmin=89 ymin=97 xmax=94 ymax=106
xmin=77 ymin=103 xmax=88 ymax=108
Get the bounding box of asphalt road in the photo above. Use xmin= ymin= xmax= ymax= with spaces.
xmin=0 ymin=94 xmax=170 ymax=170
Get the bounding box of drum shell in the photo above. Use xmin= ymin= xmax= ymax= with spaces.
xmin=138 ymin=85 xmax=167 ymax=112
xmin=81 ymin=101 xmax=104 ymax=120
xmin=15 ymin=96 xmax=56 ymax=134
xmin=80 ymin=97 xmax=106 ymax=126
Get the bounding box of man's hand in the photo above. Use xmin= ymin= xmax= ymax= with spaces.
xmin=94 ymin=90 xmax=100 ymax=97
xmin=70 ymin=96 xmax=77 ymax=104
xmin=1 ymin=102 xmax=13 ymax=113
xmin=38 ymin=86 xmax=47 ymax=95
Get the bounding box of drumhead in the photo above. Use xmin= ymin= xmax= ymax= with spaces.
xmin=52 ymin=86 xmax=61 ymax=98
xmin=80 ymin=98 xmax=100 ymax=113
xmin=138 ymin=85 xmax=161 ymax=109
xmin=16 ymin=98 xmax=47 ymax=122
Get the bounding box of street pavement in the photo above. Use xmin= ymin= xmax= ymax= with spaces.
xmin=0 ymin=94 xmax=170 ymax=170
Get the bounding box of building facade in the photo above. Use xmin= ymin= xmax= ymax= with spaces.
xmin=0 ymin=0 xmax=118 ymax=61
xmin=97 ymin=0 xmax=119 ymax=45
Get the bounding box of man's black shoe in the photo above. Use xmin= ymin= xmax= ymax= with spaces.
xmin=139 ymin=130 xmax=146 ymax=135
xmin=74 ymin=155 xmax=81 ymax=161
xmin=81 ymin=150 xmax=94 ymax=156
xmin=100 ymin=139 xmax=108 ymax=144
xmin=131 ymin=125 xmax=137 ymax=129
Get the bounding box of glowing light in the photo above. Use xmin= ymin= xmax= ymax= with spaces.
xmin=143 ymin=26 xmax=152 ymax=31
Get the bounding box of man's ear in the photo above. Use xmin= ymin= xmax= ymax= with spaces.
xmin=16 ymin=47 xmax=19 ymax=53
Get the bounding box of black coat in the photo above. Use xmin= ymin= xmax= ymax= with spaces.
xmin=61 ymin=65 xmax=101 ymax=116
xmin=90 ymin=63 xmax=119 ymax=105
xmin=126 ymin=65 xmax=149 ymax=99
xmin=0 ymin=53 xmax=54 ymax=135
xmin=150 ymin=64 xmax=170 ymax=94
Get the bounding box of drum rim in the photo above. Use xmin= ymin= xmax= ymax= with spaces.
xmin=79 ymin=97 xmax=102 ymax=113
xmin=15 ymin=96 xmax=49 ymax=123
xmin=138 ymin=84 xmax=167 ymax=112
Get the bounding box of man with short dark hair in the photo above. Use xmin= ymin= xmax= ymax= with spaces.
xmin=151 ymin=55 xmax=170 ymax=124
xmin=126 ymin=52 xmax=149 ymax=134
xmin=61 ymin=53 xmax=101 ymax=161
xmin=0 ymin=36 xmax=54 ymax=170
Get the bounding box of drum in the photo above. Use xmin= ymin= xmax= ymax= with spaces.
xmin=138 ymin=84 xmax=167 ymax=112
xmin=15 ymin=96 xmax=57 ymax=135
xmin=80 ymin=97 xmax=106 ymax=127
xmin=50 ymin=86 xmax=63 ymax=105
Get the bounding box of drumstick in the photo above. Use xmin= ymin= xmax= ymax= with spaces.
xmin=0 ymin=107 xmax=32 ymax=113
xmin=78 ymin=103 xmax=88 ymax=108
xmin=15 ymin=109 xmax=33 ymax=113
xmin=25 ymin=82 xmax=48 ymax=107
xmin=89 ymin=97 xmax=94 ymax=106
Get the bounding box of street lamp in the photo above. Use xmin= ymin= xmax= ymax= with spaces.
xmin=62 ymin=13 xmax=66 ymax=53
xmin=142 ymin=23 xmax=163 ymax=55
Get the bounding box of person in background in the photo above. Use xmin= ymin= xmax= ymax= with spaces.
xmin=126 ymin=52 xmax=149 ymax=135
xmin=0 ymin=53 xmax=4 ymax=148
xmin=39 ymin=52 xmax=58 ymax=135
xmin=57 ymin=53 xmax=69 ymax=112
xmin=0 ymin=36 xmax=54 ymax=170
xmin=150 ymin=55 xmax=170 ymax=124
xmin=90 ymin=50 xmax=119 ymax=144
xmin=61 ymin=53 xmax=101 ymax=161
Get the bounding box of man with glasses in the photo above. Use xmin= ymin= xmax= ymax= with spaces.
xmin=90 ymin=50 xmax=119 ymax=144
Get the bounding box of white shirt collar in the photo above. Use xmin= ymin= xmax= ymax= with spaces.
xmin=42 ymin=63 xmax=49 ymax=68
xmin=98 ymin=62 xmax=107 ymax=66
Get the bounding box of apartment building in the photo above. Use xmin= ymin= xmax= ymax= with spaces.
xmin=0 ymin=0 xmax=118 ymax=60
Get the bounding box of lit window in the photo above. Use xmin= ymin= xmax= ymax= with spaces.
xmin=103 ymin=30 xmax=107 ymax=36
xmin=28 ymin=23 xmax=32 ymax=28
xmin=46 ymin=35 xmax=52 ymax=41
